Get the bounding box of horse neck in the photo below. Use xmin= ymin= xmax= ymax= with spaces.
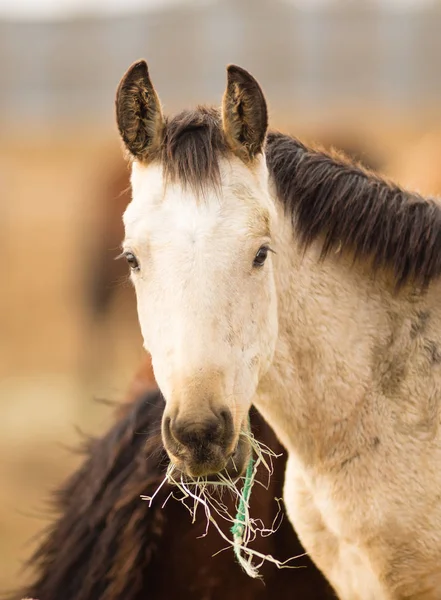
xmin=256 ymin=196 xmax=394 ymax=468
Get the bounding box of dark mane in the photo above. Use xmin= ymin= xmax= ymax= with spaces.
xmin=154 ymin=110 xmax=441 ymax=288
xmin=15 ymin=394 xmax=167 ymax=600
xmin=266 ymin=131 xmax=441 ymax=288
xmin=161 ymin=107 xmax=228 ymax=192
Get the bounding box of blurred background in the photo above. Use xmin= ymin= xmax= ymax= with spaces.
xmin=2 ymin=0 xmax=441 ymax=592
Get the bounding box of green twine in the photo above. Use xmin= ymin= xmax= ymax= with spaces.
xmin=230 ymin=417 xmax=255 ymax=569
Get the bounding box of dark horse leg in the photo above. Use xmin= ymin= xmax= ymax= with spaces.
xmin=15 ymin=391 xmax=334 ymax=600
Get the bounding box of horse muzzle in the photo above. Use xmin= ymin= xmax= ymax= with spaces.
xmin=162 ymin=408 xmax=250 ymax=478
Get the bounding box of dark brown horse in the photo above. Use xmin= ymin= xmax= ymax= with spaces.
xmin=15 ymin=388 xmax=334 ymax=600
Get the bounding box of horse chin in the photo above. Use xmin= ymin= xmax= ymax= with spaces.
xmin=169 ymin=435 xmax=251 ymax=483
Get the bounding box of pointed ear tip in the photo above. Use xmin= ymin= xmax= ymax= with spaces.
xmin=226 ymin=64 xmax=248 ymax=77
xmin=121 ymin=59 xmax=149 ymax=83
xmin=130 ymin=59 xmax=149 ymax=73
xmin=226 ymin=64 xmax=263 ymax=89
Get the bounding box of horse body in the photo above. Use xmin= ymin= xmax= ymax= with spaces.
xmin=261 ymin=135 xmax=441 ymax=597
xmin=257 ymin=208 xmax=441 ymax=598
xmin=115 ymin=61 xmax=441 ymax=598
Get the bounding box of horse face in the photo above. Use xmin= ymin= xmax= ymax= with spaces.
xmin=117 ymin=61 xmax=277 ymax=477
xmin=124 ymin=156 xmax=278 ymax=477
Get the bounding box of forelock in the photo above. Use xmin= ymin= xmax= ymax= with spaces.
xmin=161 ymin=107 xmax=228 ymax=194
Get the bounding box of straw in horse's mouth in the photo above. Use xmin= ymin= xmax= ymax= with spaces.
xmin=141 ymin=428 xmax=304 ymax=579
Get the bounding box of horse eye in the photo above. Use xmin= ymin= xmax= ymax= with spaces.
xmin=125 ymin=252 xmax=140 ymax=271
xmin=253 ymin=246 xmax=269 ymax=268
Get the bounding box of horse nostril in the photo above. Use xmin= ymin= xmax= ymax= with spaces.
xmin=163 ymin=415 xmax=177 ymax=443
xmin=219 ymin=409 xmax=232 ymax=429
xmin=218 ymin=409 xmax=233 ymax=441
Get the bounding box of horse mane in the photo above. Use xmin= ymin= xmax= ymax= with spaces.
xmin=14 ymin=394 xmax=167 ymax=600
xmin=131 ymin=105 xmax=441 ymax=288
xmin=265 ymin=131 xmax=441 ymax=289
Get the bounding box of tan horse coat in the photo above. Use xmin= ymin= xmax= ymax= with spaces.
xmin=115 ymin=61 xmax=441 ymax=599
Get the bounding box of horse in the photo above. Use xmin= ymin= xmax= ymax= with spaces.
xmin=16 ymin=388 xmax=334 ymax=600
xmin=84 ymin=139 xmax=382 ymax=326
xmin=115 ymin=60 xmax=441 ymax=599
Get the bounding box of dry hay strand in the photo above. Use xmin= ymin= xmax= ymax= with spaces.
xmin=142 ymin=426 xmax=305 ymax=578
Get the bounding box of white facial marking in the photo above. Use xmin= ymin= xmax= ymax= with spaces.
xmin=124 ymin=155 xmax=278 ymax=441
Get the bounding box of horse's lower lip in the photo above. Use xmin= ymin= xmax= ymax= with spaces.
xmin=185 ymin=461 xmax=228 ymax=478
xmin=171 ymin=445 xmax=230 ymax=478
xmin=169 ymin=436 xmax=250 ymax=480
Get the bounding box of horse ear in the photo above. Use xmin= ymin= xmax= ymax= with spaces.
xmin=115 ymin=60 xmax=165 ymax=161
xmin=222 ymin=65 xmax=268 ymax=162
